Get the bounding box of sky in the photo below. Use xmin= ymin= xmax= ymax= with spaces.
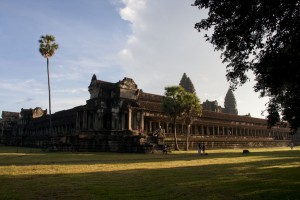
xmin=0 ymin=0 xmax=269 ymax=119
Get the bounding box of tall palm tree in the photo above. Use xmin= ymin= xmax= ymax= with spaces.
xmin=38 ymin=35 xmax=58 ymax=135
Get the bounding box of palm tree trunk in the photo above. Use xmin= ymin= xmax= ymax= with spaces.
xmin=47 ymin=58 xmax=52 ymax=135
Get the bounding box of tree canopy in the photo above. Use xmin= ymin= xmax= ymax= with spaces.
xmin=39 ymin=35 xmax=59 ymax=58
xmin=162 ymin=86 xmax=186 ymax=150
xmin=193 ymin=0 xmax=300 ymax=132
xmin=162 ymin=86 xmax=202 ymax=150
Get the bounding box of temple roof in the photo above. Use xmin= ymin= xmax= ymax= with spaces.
xmin=179 ymin=73 xmax=196 ymax=94
xmin=136 ymin=91 xmax=267 ymax=125
xmin=137 ymin=92 xmax=163 ymax=112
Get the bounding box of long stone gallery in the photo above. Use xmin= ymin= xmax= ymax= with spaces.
xmin=1 ymin=74 xmax=299 ymax=152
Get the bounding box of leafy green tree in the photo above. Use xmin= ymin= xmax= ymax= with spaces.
xmin=162 ymin=86 xmax=186 ymax=150
xmin=182 ymin=92 xmax=202 ymax=150
xmin=193 ymin=1 xmax=300 ymax=132
xmin=38 ymin=35 xmax=59 ymax=134
xmin=162 ymin=86 xmax=202 ymax=150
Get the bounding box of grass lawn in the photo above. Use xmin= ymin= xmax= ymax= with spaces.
xmin=0 ymin=146 xmax=299 ymax=200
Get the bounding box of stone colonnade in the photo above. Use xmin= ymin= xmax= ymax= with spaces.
xmin=143 ymin=118 xmax=290 ymax=140
xmin=76 ymin=108 xmax=145 ymax=132
xmin=75 ymin=108 xmax=290 ymax=140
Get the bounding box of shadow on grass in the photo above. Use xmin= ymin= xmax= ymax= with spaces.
xmin=0 ymin=147 xmax=299 ymax=167
xmin=0 ymin=154 xmax=299 ymax=200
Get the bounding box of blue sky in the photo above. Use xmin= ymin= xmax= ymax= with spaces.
xmin=0 ymin=0 xmax=269 ymax=118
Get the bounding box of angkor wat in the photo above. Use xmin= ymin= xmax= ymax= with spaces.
xmin=1 ymin=73 xmax=298 ymax=152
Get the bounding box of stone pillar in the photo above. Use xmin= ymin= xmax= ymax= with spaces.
xmin=76 ymin=112 xmax=79 ymax=129
xmin=149 ymin=121 xmax=152 ymax=132
xmin=121 ymin=113 xmax=125 ymax=130
xmin=128 ymin=108 xmax=132 ymax=130
xmin=132 ymin=112 xmax=136 ymax=130
xmin=141 ymin=112 xmax=144 ymax=132
xmin=83 ymin=110 xmax=87 ymax=129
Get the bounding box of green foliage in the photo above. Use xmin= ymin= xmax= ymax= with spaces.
xmin=39 ymin=35 xmax=59 ymax=58
xmin=181 ymin=92 xmax=202 ymax=125
xmin=193 ymin=0 xmax=300 ymax=132
xmin=162 ymin=86 xmax=186 ymax=120
xmin=162 ymin=86 xmax=202 ymax=122
xmin=162 ymin=86 xmax=186 ymax=150
xmin=267 ymin=99 xmax=281 ymax=128
xmin=163 ymin=86 xmax=202 ymax=150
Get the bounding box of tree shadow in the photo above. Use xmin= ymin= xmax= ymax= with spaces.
xmin=0 ymin=148 xmax=299 ymax=167
xmin=0 ymin=155 xmax=299 ymax=200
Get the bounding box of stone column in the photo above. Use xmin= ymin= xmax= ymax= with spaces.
xmin=149 ymin=121 xmax=152 ymax=132
xmin=141 ymin=112 xmax=144 ymax=132
xmin=128 ymin=108 xmax=132 ymax=130
xmin=76 ymin=112 xmax=79 ymax=129
xmin=83 ymin=110 xmax=87 ymax=130
xmin=120 ymin=113 xmax=124 ymax=130
xmin=166 ymin=122 xmax=169 ymax=133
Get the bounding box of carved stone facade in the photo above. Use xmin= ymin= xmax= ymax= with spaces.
xmin=0 ymin=75 xmax=296 ymax=152
xmin=202 ymin=100 xmax=223 ymax=113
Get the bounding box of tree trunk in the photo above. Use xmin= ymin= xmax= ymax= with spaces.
xmin=173 ymin=118 xmax=180 ymax=150
xmin=185 ymin=124 xmax=191 ymax=151
xmin=47 ymin=58 xmax=52 ymax=136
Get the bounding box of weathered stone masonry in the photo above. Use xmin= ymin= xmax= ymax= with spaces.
xmin=0 ymin=74 xmax=296 ymax=152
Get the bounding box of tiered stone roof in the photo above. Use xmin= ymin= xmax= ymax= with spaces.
xmin=136 ymin=90 xmax=268 ymax=126
xmin=224 ymin=88 xmax=238 ymax=115
xmin=179 ymin=73 xmax=196 ymax=94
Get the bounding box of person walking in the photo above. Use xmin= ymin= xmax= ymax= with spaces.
xmin=197 ymin=143 xmax=201 ymax=156
xmin=202 ymin=142 xmax=206 ymax=155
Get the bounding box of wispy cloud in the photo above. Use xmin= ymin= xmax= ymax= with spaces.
xmin=15 ymin=98 xmax=34 ymax=104
xmin=0 ymin=79 xmax=46 ymax=94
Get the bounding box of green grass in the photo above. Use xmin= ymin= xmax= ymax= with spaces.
xmin=0 ymin=146 xmax=299 ymax=200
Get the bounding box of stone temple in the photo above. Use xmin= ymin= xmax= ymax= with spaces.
xmin=0 ymin=73 xmax=298 ymax=152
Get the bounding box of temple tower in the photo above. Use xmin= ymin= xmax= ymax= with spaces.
xmin=179 ymin=73 xmax=196 ymax=94
xmin=224 ymin=88 xmax=238 ymax=115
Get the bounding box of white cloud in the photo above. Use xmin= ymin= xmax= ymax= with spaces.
xmin=117 ymin=0 xmax=268 ymax=118
xmin=119 ymin=0 xmax=146 ymax=22
xmin=118 ymin=0 xmax=226 ymax=93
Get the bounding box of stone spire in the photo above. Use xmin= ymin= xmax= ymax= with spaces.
xmin=179 ymin=73 xmax=196 ymax=94
xmin=224 ymin=88 xmax=238 ymax=115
